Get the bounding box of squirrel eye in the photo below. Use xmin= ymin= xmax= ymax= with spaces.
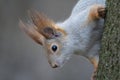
xmin=52 ymin=45 xmax=57 ymax=52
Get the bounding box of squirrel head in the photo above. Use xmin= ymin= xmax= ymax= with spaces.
xmin=19 ymin=11 xmax=73 ymax=68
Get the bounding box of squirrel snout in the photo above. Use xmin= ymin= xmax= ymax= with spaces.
xmin=48 ymin=60 xmax=59 ymax=68
xmin=51 ymin=63 xmax=59 ymax=68
xmin=49 ymin=60 xmax=63 ymax=68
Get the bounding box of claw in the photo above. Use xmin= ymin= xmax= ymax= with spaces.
xmin=98 ymin=7 xmax=106 ymax=18
xmin=91 ymin=71 xmax=97 ymax=80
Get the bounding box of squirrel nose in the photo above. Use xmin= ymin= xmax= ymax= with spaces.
xmin=52 ymin=63 xmax=58 ymax=68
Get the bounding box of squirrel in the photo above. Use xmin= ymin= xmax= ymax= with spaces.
xmin=19 ymin=0 xmax=106 ymax=79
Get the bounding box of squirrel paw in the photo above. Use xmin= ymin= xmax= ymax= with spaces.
xmin=91 ymin=71 xmax=97 ymax=80
xmin=90 ymin=4 xmax=106 ymax=20
xmin=98 ymin=7 xmax=106 ymax=19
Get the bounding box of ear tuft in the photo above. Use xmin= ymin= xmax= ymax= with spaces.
xmin=28 ymin=10 xmax=54 ymax=30
xmin=19 ymin=20 xmax=45 ymax=45
xmin=28 ymin=10 xmax=63 ymax=39
xmin=27 ymin=10 xmax=67 ymax=39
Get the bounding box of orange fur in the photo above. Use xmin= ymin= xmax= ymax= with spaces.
xmin=90 ymin=57 xmax=98 ymax=72
xmin=29 ymin=11 xmax=67 ymax=38
xmin=56 ymin=27 xmax=67 ymax=36
xmin=89 ymin=4 xmax=105 ymax=21
xmin=19 ymin=20 xmax=45 ymax=45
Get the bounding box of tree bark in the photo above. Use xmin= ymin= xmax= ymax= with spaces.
xmin=96 ymin=0 xmax=120 ymax=80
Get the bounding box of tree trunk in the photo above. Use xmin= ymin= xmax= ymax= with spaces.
xmin=96 ymin=0 xmax=120 ymax=80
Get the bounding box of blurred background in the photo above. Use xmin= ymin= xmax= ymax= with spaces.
xmin=0 ymin=0 xmax=93 ymax=80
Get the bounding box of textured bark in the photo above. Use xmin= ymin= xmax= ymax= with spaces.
xmin=96 ymin=0 xmax=120 ymax=80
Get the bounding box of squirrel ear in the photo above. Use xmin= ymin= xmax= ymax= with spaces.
xmin=28 ymin=10 xmax=66 ymax=39
xmin=19 ymin=20 xmax=45 ymax=45
xmin=42 ymin=27 xmax=62 ymax=39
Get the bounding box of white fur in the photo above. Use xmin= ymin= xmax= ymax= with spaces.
xmin=71 ymin=0 xmax=106 ymax=16
xmin=55 ymin=0 xmax=106 ymax=67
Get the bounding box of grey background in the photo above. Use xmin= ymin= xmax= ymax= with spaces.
xmin=0 ymin=0 xmax=93 ymax=80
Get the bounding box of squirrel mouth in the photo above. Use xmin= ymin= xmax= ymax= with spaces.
xmin=52 ymin=64 xmax=59 ymax=68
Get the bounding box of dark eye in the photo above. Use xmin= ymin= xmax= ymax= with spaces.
xmin=52 ymin=45 xmax=57 ymax=52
